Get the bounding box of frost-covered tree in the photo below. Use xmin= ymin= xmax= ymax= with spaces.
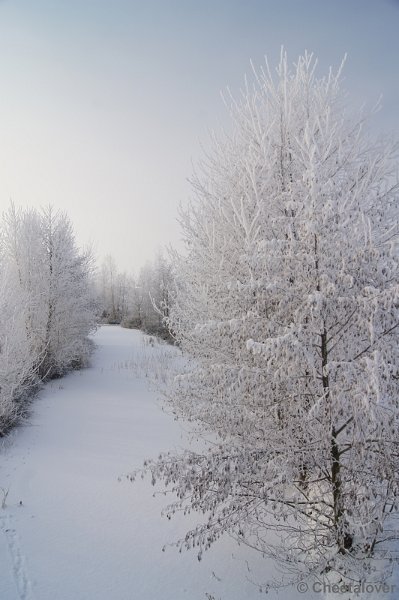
xmin=0 ymin=204 xmax=96 ymax=432
xmin=37 ymin=206 xmax=96 ymax=377
xmin=139 ymin=53 xmax=399 ymax=586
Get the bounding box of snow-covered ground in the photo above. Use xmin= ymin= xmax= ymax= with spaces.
xmin=0 ymin=326 xmax=319 ymax=600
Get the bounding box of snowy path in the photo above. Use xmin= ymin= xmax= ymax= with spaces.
xmin=0 ymin=326 xmax=309 ymax=600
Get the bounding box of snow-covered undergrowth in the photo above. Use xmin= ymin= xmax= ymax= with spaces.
xmin=113 ymin=333 xmax=181 ymax=388
xmin=1 ymin=326 xmax=318 ymax=600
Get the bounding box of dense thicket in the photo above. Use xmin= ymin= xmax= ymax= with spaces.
xmin=141 ymin=53 xmax=399 ymax=586
xmin=0 ymin=204 xmax=96 ymax=435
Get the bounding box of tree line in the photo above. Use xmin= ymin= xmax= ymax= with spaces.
xmin=96 ymin=252 xmax=173 ymax=340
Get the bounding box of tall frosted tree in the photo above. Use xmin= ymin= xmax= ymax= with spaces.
xmin=141 ymin=53 xmax=399 ymax=586
xmin=38 ymin=206 xmax=96 ymax=377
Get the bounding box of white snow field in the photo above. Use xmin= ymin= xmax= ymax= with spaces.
xmin=0 ymin=325 xmax=319 ymax=600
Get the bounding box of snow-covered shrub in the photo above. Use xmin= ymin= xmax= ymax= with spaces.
xmin=141 ymin=53 xmax=399 ymax=586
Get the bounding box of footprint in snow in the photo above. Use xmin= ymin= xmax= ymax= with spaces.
xmin=0 ymin=512 xmax=35 ymax=600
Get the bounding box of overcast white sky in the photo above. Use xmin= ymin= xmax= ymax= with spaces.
xmin=0 ymin=0 xmax=398 ymax=273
